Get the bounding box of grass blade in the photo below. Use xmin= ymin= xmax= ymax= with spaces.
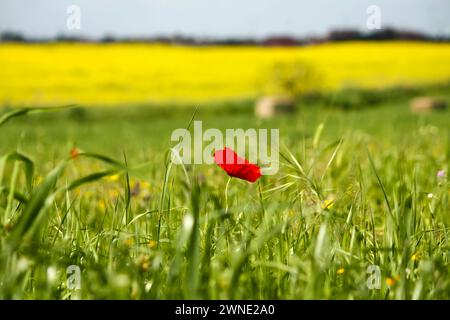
xmin=7 ymin=162 xmax=65 ymax=250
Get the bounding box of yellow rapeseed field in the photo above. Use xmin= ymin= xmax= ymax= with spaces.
xmin=1 ymin=41 xmax=450 ymax=106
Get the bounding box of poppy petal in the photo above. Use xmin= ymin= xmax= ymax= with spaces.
xmin=214 ymin=148 xmax=262 ymax=183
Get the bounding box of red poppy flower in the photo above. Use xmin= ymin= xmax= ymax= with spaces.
xmin=214 ymin=147 xmax=262 ymax=183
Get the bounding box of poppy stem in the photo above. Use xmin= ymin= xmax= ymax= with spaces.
xmin=225 ymin=177 xmax=232 ymax=213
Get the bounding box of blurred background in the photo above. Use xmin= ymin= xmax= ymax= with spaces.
xmin=1 ymin=0 xmax=450 ymax=107
xmin=0 ymin=0 xmax=449 ymax=158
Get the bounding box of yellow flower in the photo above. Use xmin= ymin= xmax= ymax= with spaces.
xmin=337 ymin=268 xmax=345 ymax=275
xmin=106 ymin=174 xmax=120 ymax=182
xmin=322 ymin=199 xmax=335 ymax=210
xmin=386 ymin=277 xmax=396 ymax=286
xmin=3 ymin=42 xmax=450 ymax=106
xmin=411 ymin=252 xmax=422 ymax=261
xmin=140 ymin=181 xmax=151 ymax=190
xmin=98 ymin=199 xmax=106 ymax=211
xmin=148 ymin=240 xmax=157 ymax=249
xmin=138 ymin=255 xmax=151 ymax=272
xmin=124 ymin=238 xmax=134 ymax=248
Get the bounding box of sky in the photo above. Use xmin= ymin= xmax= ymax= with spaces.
xmin=1 ymin=0 xmax=449 ymax=39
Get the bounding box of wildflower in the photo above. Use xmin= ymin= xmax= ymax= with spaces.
xmin=411 ymin=252 xmax=422 ymax=261
xmin=70 ymin=147 xmax=79 ymax=159
xmin=124 ymin=238 xmax=134 ymax=248
xmin=148 ymin=240 xmax=157 ymax=249
xmin=139 ymin=255 xmax=151 ymax=272
xmin=98 ymin=199 xmax=106 ymax=211
xmin=386 ymin=277 xmax=396 ymax=286
xmin=17 ymin=257 xmax=30 ymax=273
xmin=427 ymin=193 xmax=433 ymax=199
xmin=437 ymin=170 xmax=445 ymax=178
xmin=47 ymin=266 xmax=58 ymax=284
xmin=106 ymin=174 xmax=120 ymax=182
xmin=337 ymin=268 xmax=345 ymax=275
xmin=322 ymin=199 xmax=335 ymax=210
xmin=140 ymin=181 xmax=151 ymax=190
xmin=144 ymin=281 xmax=153 ymax=293
xmin=213 ymin=147 xmax=261 ymax=183
xmin=405 ymin=268 xmax=411 ymax=277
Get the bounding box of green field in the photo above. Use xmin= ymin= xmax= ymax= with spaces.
xmin=0 ymin=92 xmax=449 ymax=299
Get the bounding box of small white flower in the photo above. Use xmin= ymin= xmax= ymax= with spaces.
xmin=17 ymin=257 xmax=30 ymax=273
xmin=182 ymin=214 xmax=194 ymax=232
xmin=145 ymin=281 xmax=153 ymax=292
xmin=427 ymin=193 xmax=433 ymax=199
xmin=47 ymin=266 xmax=58 ymax=283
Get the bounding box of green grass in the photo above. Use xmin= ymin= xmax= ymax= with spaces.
xmin=0 ymin=96 xmax=449 ymax=299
